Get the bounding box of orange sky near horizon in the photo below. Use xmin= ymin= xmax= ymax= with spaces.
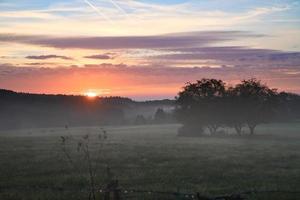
xmin=1 ymin=64 xmax=300 ymax=100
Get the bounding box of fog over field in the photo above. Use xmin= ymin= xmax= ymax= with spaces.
xmin=1 ymin=124 xmax=300 ymax=200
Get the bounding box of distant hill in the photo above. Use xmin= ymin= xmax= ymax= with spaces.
xmin=0 ymin=89 xmax=175 ymax=130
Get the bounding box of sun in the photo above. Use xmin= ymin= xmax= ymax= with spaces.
xmin=84 ymin=91 xmax=98 ymax=98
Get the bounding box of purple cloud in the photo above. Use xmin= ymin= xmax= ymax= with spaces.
xmin=151 ymin=46 xmax=300 ymax=68
xmin=25 ymin=54 xmax=73 ymax=60
xmin=0 ymin=31 xmax=262 ymax=50
xmin=24 ymin=62 xmax=55 ymax=66
xmin=84 ymin=54 xmax=113 ymax=60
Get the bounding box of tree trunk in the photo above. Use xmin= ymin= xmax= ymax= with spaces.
xmin=208 ymin=125 xmax=218 ymax=135
xmin=234 ymin=124 xmax=242 ymax=136
xmin=248 ymin=124 xmax=257 ymax=135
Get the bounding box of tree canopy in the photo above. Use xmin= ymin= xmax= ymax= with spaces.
xmin=175 ymin=78 xmax=292 ymax=136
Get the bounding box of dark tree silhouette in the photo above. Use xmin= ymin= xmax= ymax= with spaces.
xmin=175 ymin=78 xmax=284 ymax=136
xmin=175 ymin=79 xmax=227 ymax=136
xmin=230 ymin=79 xmax=278 ymax=135
xmin=135 ymin=115 xmax=147 ymax=125
xmin=154 ymin=108 xmax=166 ymax=123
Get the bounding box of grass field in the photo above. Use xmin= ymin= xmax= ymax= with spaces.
xmin=0 ymin=123 xmax=300 ymax=200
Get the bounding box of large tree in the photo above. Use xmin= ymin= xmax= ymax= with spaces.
xmin=175 ymin=79 xmax=227 ymax=135
xmin=231 ymin=79 xmax=278 ymax=135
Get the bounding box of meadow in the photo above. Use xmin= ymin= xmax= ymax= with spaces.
xmin=0 ymin=123 xmax=300 ymax=200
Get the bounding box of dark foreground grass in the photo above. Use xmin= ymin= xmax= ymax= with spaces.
xmin=0 ymin=123 xmax=300 ymax=200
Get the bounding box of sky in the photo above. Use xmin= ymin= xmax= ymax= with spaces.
xmin=0 ymin=0 xmax=300 ymax=100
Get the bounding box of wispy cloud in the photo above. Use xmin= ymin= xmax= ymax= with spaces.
xmin=0 ymin=31 xmax=262 ymax=50
xmin=24 ymin=62 xmax=56 ymax=66
xmin=106 ymin=0 xmax=129 ymax=17
xmin=150 ymin=47 xmax=300 ymax=68
xmin=25 ymin=54 xmax=73 ymax=60
xmin=0 ymin=0 xmax=294 ymax=37
xmin=84 ymin=53 xmax=113 ymax=59
xmin=233 ymin=5 xmax=290 ymax=21
xmin=82 ymin=0 xmax=113 ymax=23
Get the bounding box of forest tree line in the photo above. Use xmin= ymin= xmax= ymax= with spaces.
xmin=0 ymin=89 xmax=174 ymax=130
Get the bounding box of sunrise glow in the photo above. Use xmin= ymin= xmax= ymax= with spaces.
xmin=84 ymin=91 xmax=98 ymax=98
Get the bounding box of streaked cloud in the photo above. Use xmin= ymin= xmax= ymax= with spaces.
xmin=25 ymin=54 xmax=73 ymax=60
xmin=84 ymin=53 xmax=114 ymax=59
xmin=150 ymin=47 xmax=300 ymax=68
xmin=0 ymin=31 xmax=262 ymax=50
xmin=0 ymin=0 xmax=296 ymax=38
